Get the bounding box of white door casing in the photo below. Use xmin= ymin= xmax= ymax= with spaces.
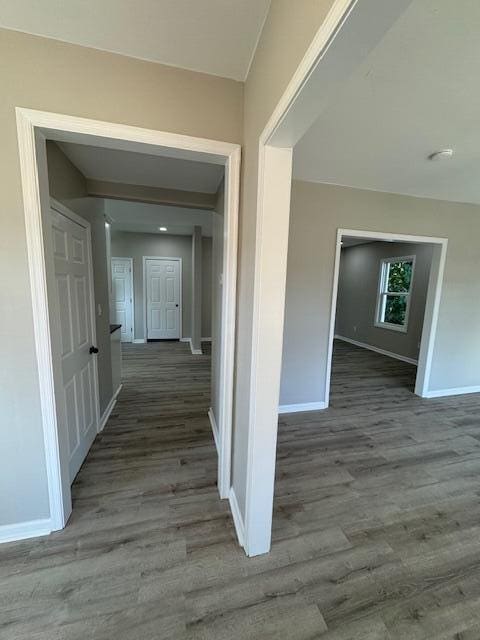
xmin=50 ymin=206 xmax=99 ymax=483
xmin=111 ymin=257 xmax=133 ymax=342
xmin=16 ymin=109 xmax=239 ymax=543
xmin=144 ymin=257 xmax=181 ymax=340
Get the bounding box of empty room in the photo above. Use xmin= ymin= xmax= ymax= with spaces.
xmin=2 ymin=1 xmax=480 ymax=639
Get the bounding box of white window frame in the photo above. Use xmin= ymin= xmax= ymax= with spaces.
xmin=374 ymin=255 xmax=416 ymax=333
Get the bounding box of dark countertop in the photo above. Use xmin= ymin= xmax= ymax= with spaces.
xmin=109 ymin=324 xmax=122 ymax=334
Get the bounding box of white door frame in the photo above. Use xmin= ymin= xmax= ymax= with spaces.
xmin=16 ymin=108 xmax=240 ymax=533
xmin=326 ymin=229 xmax=448 ymax=406
xmin=242 ymin=0 xmax=416 ymax=555
xmin=143 ymin=256 xmax=183 ymax=341
xmin=111 ymin=256 xmax=134 ymax=342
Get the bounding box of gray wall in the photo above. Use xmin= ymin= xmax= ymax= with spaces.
xmin=211 ymin=180 xmax=225 ymax=423
xmin=335 ymin=241 xmax=433 ymax=361
xmin=46 ymin=142 xmax=113 ymax=416
xmin=280 ymin=180 xmax=480 ymax=407
xmin=110 ymin=231 xmax=212 ymax=340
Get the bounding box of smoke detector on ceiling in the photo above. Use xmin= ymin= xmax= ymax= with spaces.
xmin=428 ymin=149 xmax=454 ymax=161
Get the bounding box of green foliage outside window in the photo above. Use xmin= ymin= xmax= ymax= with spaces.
xmin=387 ymin=261 xmax=413 ymax=293
xmin=379 ymin=259 xmax=413 ymax=327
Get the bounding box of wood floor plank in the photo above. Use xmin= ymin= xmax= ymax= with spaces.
xmin=1 ymin=339 xmax=480 ymax=638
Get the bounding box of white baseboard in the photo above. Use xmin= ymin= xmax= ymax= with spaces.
xmin=99 ymin=385 xmax=122 ymax=432
xmin=179 ymin=337 xmax=190 ymax=342
xmin=188 ymin=338 xmax=203 ymax=355
xmin=335 ymin=334 xmax=418 ymax=366
xmin=228 ymin=488 xmax=245 ymax=549
xmin=201 ymin=337 xmax=212 ymax=342
xmin=278 ymin=401 xmax=327 ymax=414
xmin=0 ymin=518 xmax=53 ymax=544
xmin=133 ymin=338 xmax=146 ymax=344
xmin=423 ymin=386 xmax=480 ymax=399
xmin=208 ymin=407 xmax=219 ymax=454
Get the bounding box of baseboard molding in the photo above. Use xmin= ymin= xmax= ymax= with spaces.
xmin=99 ymin=384 xmax=122 ymax=432
xmin=133 ymin=338 xmax=146 ymax=344
xmin=188 ymin=338 xmax=203 ymax=355
xmin=228 ymin=488 xmax=245 ymax=549
xmin=201 ymin=337 xmax=212 ymax=342
xmin=278 ymin=401 xmax=327 ymax=414
xmin=0 ymin=517 xmax=53 ymax=544
xmin=208 ymin=407 xmax=219 ymax=454
xmin=335 ymin=334 xmax=418 ymax=366
xmin=424 ymin=386 xmax=480 ymax=399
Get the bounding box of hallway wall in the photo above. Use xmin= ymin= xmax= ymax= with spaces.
xmin=0 ymin=27 xmax=242 ymax=529
xmin=111 ymin=230 xmax=212 ymax=341
xmin=280 ymin=180 xmax=480 ymax=407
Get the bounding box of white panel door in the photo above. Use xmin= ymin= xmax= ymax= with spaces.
xmin=145 ymin=258 xmax=181 ymax=339
xmin=51 ymin=208 xmax=99 ymax=483
xmin=111 ymin=257 xmax=133 ymax=342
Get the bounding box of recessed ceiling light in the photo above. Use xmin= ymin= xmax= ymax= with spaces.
xmin=159 ymin=226 xmax=167 ymax=232
xmin=428 ymin=149 xmax=453 ymax=161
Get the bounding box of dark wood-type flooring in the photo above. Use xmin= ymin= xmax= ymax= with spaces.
xmin=2 ymin=339 xmax=480 ymax=639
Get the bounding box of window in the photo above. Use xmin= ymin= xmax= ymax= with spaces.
xmin=375 ymin=255 xmax=415 ymax=332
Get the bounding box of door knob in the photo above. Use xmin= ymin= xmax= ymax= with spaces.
xmin=89 ymin=346 xmax=99 ymax=354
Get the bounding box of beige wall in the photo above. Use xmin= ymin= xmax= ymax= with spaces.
xmin=335 ymin=241 xmax=434 ymax=362
xmin=232 ymin=0 xmax=336 ymax=517
xmin=280 ymin=180 xmax=480 ymax=407
xmin=0 ymin=28 xmax=242 ymax=527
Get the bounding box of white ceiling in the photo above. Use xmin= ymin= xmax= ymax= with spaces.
xmin=106 ymin=200 xmax=213 ymax=237
xmin=0 ymin=0 xmax=270 ymax=80
xmin=293 ymin=0 xmax=480 ymax=205
xmin=59 ymin=142 xmax=224 ymax=193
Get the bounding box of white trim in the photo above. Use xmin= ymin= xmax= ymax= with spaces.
xmin=374 ymin=254 xmax=416 ymax=333
xmin=143 ymin=256 xmax=183 ymax=341
xmin=188 ymin=338 xmax=203 ymax=356
xmin=0 ymin=518 xmax=53 ymax=544
xmin=15 ymin=108 xmax=239 ymax=545
xmin=133 ymin=338 xmax=146 ymax=344
xmin=240 ymin=0 xmax=417 ymax=556
xmin=228 ymin=488 xmax=245 ymax=549
xmin=111 ymin=256 xmax=134 ymax=342
xmin=201 ymin=337 xmax=212 ymax=342
xmin=278 ymin=401 xmax=327 ymax=414
xmin=423 ymin=386 xmax=480 ymax=399
xmin=326 ymin=229 xmax=448 ymax=407
xmin=335 ymin=335 xmax=418 ymax=366
xmin=208 ymin=407 xmax=219 ymax=453
xmin=99 ymin=385 xmax=123 ymax=431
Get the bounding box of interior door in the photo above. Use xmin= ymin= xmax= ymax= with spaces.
xmin=145 ymin=258 xmax=181 ymax=339
xmin=111 ymin=258 xmax=133 ymax=343
xmin=51 ymin=207 xmax=99 ymax=483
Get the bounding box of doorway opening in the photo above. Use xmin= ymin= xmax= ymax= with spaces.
xmin=17 ymin=108 xmax=240 ymax=536
xmin=325 ymin=229 xmax=448 ymax=407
